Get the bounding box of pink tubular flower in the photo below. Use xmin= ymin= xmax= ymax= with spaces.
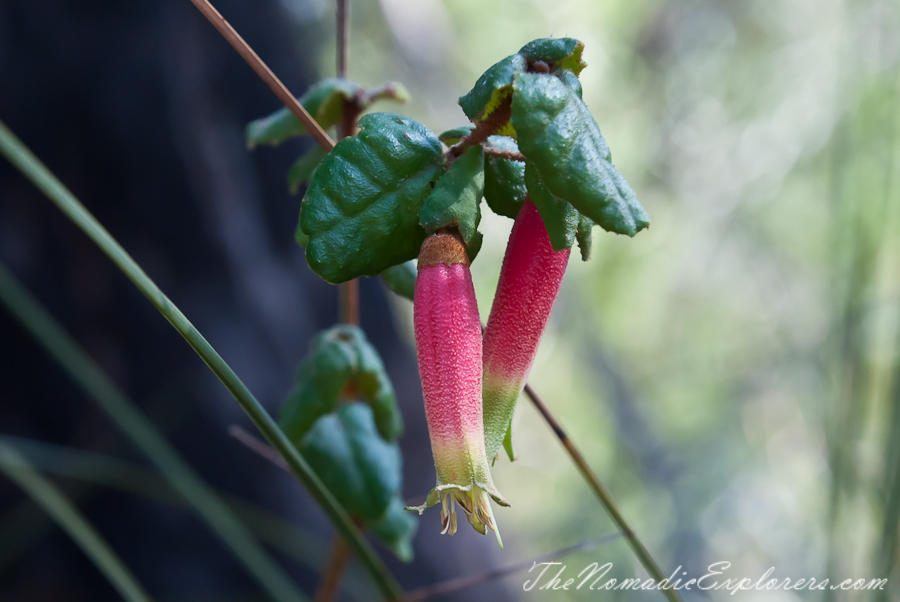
xmin=406 ymin=233 xmax=508 ymax=545
xmin=482 ymin=200 xmax=571 ymax=461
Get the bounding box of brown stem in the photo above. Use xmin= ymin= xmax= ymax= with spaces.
xmin=336 ymin=0 xmax=349 ymax=79
xmin=448 ymin=96 xmax=512 ymax=158
xmin=523 ymin=383 xmax=683 ymax=602
xmin=314 ymin=536 xmax=353 ymax=602
xmin=483 ymin=147 xmax=525 ymax=162
xmin=335 ymin=0 xmax=360 ymax=327
xmin=188 ymin=0 xmax=335 ymax=152
xmin=339 ymin=278 xmax=360 ymax=325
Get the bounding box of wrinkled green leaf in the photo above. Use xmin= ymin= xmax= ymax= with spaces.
xmin=300 ymin=113 xmax=443 ymax=284
xmin=299 ymin=403 xmax=401 ymax=523
xmin=287 ymin=146 xmax=328 ymax=195
xmin=379 ymin=261 xmax=416 ymax=301
xmin=419 ymin=146 xmax=484 ymax=247
xmin=457 ymin=38 xmax=586 ymax=135
xmin=458 ymin=54 xmax=525 ymax=133
xmin=279 ymin=325 xmax=402 ymax=443
xmin=518 ymin=38 xmax=586 ymax=75
xmin=294 ymin=207 xmax=310 ymax=248
xmin=524 ymin=162 xmax=579 ymax=251
xmin=369 ymin=497 xmax=417 ymax=562
xmin=576 ymin=215 xmax=593 ymax=261
xmin=437 ymin=126 xmax=474 ymax=146
xmin=511 ymin=73 xmax=650 ymax=236
xmin=246 ymin=79 xmax=359 ymax=149
xmin=466 ymin=231 xmax=483 ymax=263
xmin=552 ymin=67 xmax=583 ymax=98
xmin=483 ymin=135 xmax=527 ymax=219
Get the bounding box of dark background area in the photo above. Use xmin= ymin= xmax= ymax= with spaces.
xmin=0 ymin=1 xmax=510 ymax=599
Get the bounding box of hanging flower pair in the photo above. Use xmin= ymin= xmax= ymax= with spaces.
xmin=408 ymin=200 xmax=571 ymax=545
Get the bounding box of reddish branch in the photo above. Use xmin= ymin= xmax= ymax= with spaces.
xmin=449 ymin=96 xmax=512 ymax=158
xmin=483 ymin=146 xmax=525 ymax=162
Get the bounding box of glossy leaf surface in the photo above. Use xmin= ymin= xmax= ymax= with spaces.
xmin=287 ymin=146 xmax=328 ymax=195
xmin=511 ymin=73 xmax=650 ymax=236
xmin=246 ymin=79 xmax=358 ymax=148
xmin=379 ymin=261 xmax=416 ymax=301
xmin=524 ymin=162 xmax=579 ymax=251
xmin=246 ymin=79 xmax=410 ymax=149
xmin=300 ymin=113 xmax=443 ymax=283
xmin=419 ymin=146 xmax=484 ymax=248
xmin=437 ymin=126 xmax=473 ymax=146
xmin=517 ymin=38 xmax=586 ymax=74
xmin=299 ymin=403 xmax=401 ymax=523
xmin=458 ymin=54 xmax=525 ymax=130
xmin=483 ymin=136 xmax=527 ymax=219
xmin=278 ymin=325 xmax=402 ymax=444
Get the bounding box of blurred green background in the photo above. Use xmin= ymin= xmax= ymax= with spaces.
xmin=330 ymin=0 xmax=900 ymax=598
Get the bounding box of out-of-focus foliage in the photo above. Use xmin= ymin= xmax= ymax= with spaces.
xmin=302 ymin=0 xmax=900 ymax=598
xmin=279 ymin=325 xmax=415 ymax=560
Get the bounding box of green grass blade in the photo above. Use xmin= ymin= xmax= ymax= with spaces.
xmin=0 ymin=263 xmax=307 ymax=602
xmin=0 ymin=441 xmax=154 ymax=602
xmin=0 ymin=120 xmax=403 ymax=601
xmin=0 ymin=435 xmax=376 ymax=602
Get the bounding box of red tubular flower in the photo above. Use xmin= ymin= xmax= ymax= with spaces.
xmin=482 ymin=200 xmax=571 ymax=461
xmin=406 ymin=233 xmax=508 ymax=544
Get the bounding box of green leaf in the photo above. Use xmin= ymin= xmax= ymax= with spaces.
xmin=576 ymin=215 xmax=593 ymax=261
xmin=465 ymin=230 xmax=484 ymax=263
xmin=294 ymin=210 xmax=310 ymax=248
xmin=300 ymin=403 xmax=401 ymax=524
xmin=457 ymin=38 xmax=585 ymax=134
xmin=552 ymin=67 xmax=582 ymax=99
xmin=483 ymin=135 xmax=527 ymax=219
xmin=300 ymin=113 xmax=443 ymax=284
xmin=279 ymin=325 xmax=402 ymax=443
xmin=288 ymin=146 xmax=328 ymax=195
xmin=379 ymin=261 xmax=416 ymax=301
xmin=361 ymin=81 xmax=411 ymax=107
xmin=524 ymin=161 xmax=579 ymax=251
xmin=368 ymin=498 xmax=417 ymax=562
xmin=458 ymin=54 xmax=526 ymax=132
xmin=419 ymin=146 xmax=484 ymax=247
xmin=246 ymin=79 xmax=411 ymax=151
xmin=511 ymin=73 xmax=650 ymax=236
xmin=246 ymin=78 xmax=360 ymax=149
xmin=502 ymin=422 xmax=515 ymax=462
xmin=438 ymin=126 xmax=474 ymax=146
xmin=517 ymin=38 xmax=586 ymax=75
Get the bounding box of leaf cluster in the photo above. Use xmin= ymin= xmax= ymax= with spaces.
xmin=278 ymin=325 xmax=415 ymax=560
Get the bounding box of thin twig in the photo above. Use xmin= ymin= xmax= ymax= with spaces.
xmin=448 ymin=97 xmax=512 ymax=158
xmin=401 ymin=533 xmax=622 ymax=602
xmin=523 ymin=384 xmax=682 ymax=602
xmin=188 ymin=0 xmax=335 ymax=152
xmin=314 ymin=536 xmax=354 ymax=602
xmin=483 ymin=146 xmax=525 ymax=162
xmin=228 ymin=425 xmax=289 ymax=471
xmin=337 ymin=0 xmax=349 ymax=80
xmin=336 ymin=0 xmax=359 ymax=327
